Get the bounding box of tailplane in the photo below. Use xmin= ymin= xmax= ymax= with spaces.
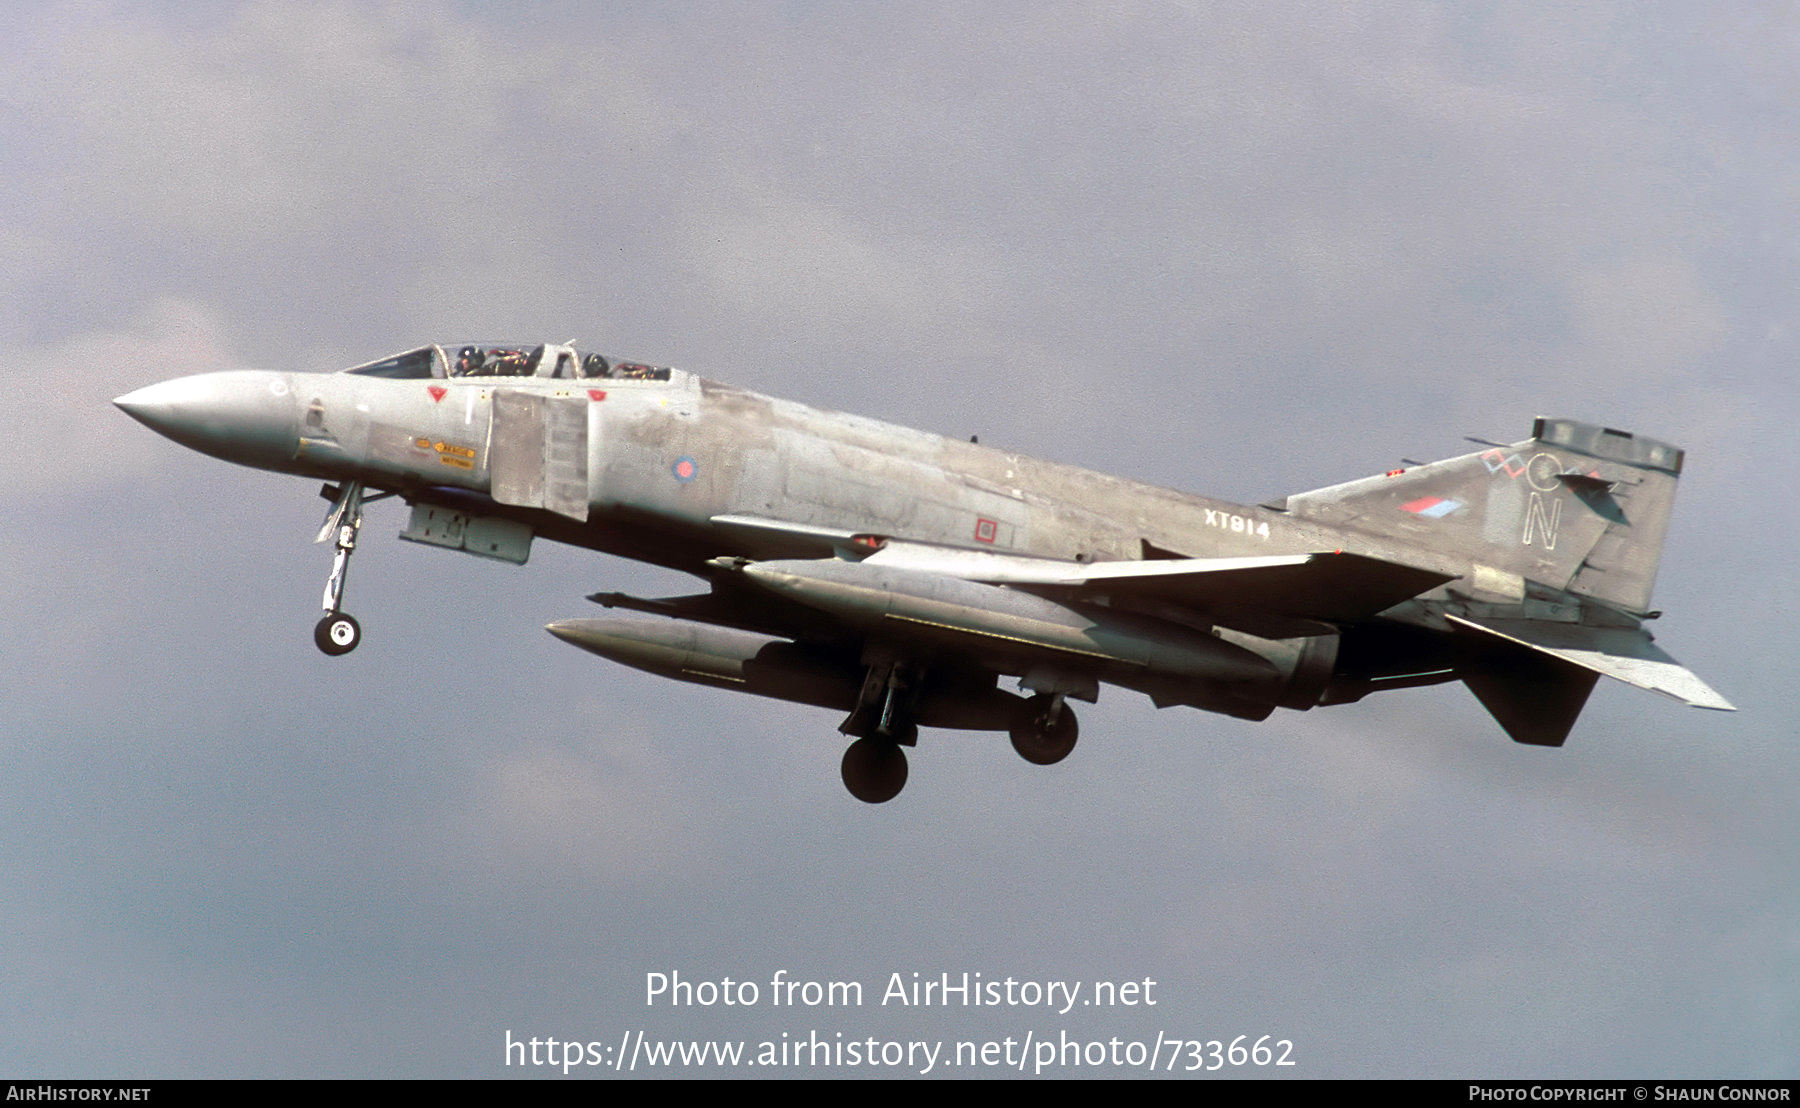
xmin=1282 ymin=418 xmax=1731 ymax=742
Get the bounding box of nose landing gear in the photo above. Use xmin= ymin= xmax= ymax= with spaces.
xmin=314 ymin=481 xmax=365 ymax=656
xmin=314 ymin=611 xmax=362 ymax=655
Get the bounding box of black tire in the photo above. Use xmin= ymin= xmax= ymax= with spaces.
xmin=840 ymin=738 xmax=908 ymax=803
xmin=314 ymin=613 xmax=361 ymax=656
xmin=1009 ymin=694 xmax=1078 ymax=765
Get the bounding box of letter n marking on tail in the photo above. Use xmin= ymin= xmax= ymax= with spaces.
xmin=1523 ymin=493 xmax=1562 ymax=549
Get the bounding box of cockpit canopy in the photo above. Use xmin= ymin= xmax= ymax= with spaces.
xmin=343 ymin=342 xmax=673 ymax=382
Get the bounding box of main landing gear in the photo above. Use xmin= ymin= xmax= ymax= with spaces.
xmin=837 ymin=656 xmax=919 ymax=804
xmin=841 ymin=738 xmax=908 ymax=805
xmin=1009 ymin=692 xmax=1078 ymax=765
xmin=833 ymin=665 xmax=1082 ymax=803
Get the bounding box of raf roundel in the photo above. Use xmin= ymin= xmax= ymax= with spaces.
xmin=671 ymin=455 xmax=698 ymax=483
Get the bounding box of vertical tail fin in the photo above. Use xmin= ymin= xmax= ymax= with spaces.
xmin=1283 ymin=417 xmax=1684 ymax=615
xmin=1532 ymin=419 xmax=1682 ymax=615
xmin=1285 ymin=419 xmax=1729 ymax=743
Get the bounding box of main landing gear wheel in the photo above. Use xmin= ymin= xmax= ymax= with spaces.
xmin=841 ymin=738 xmax=908 ymax=804
xmin=314 ymin=612 xmax=361 ymax=656
xmin=1010 ymin=693 xmax=1078 ymax=765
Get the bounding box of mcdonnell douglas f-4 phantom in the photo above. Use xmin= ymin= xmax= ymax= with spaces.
xmin=116 ymin=340 xmax=1733 ymax=802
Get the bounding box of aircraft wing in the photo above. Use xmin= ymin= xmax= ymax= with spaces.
xmin=858 ymin=540 xmax=1454 ymax=631
xmin=711 ymin=514 xmax=866 ymax=559
xmin=708 ymin=515 xmax=1454 ymax=636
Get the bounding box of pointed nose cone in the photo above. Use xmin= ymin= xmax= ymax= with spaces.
xmin=544 ymin=620 xmax=592 ymax=649
xmin=115 ymin=371 xmax=300 ymax=471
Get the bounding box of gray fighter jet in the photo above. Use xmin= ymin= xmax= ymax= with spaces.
xmin=116 ymin=340 xmax=1733 ymax=802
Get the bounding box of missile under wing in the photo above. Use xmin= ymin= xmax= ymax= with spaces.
xmin=115 ymin=341 xmax=1732 ymax=802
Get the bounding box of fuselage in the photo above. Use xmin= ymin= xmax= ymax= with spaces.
xmin=116 ymin=343 xmax=1426 ymax=585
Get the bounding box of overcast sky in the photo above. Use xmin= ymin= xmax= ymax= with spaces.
xmin=2 ymin=1 xmax=1794 ymax=1079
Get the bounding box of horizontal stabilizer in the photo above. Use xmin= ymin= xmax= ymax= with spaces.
xmin=1447 ymin=615 xmax=1734 ymax=711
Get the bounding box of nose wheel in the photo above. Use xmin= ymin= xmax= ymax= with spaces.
xmin=314 ymin=612 xmax=362 ymax=655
